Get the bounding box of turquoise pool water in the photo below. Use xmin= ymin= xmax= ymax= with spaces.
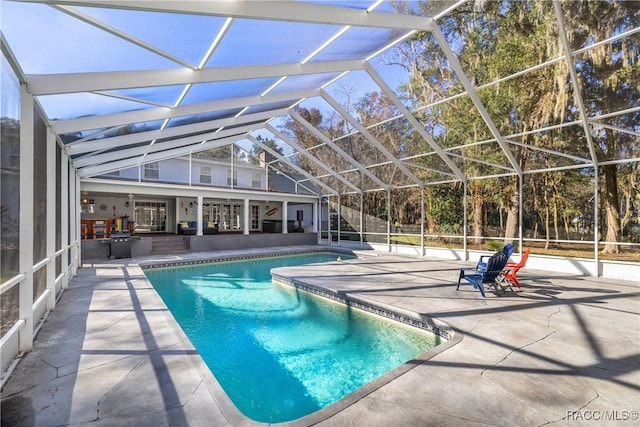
xmin=144 ymin=253 xmax=439 ymax=423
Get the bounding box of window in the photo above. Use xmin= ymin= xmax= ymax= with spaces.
xmin=251 ymin=205 xmax=260 ymax=230
xmin=227 ymin=169 xmax=237 ymax=186
xmin=252 ymin=172 xmax=262 ymax=188
xmin=200 ymin=166 xmax=211 ymax=184
xmin=144 ymin=162 xmax=159 ymax=179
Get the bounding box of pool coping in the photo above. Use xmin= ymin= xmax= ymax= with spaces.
xmin=270 ymin=274 xmax=461 ymax=427
xmin=138 ymin=247 xmax=357 ymax=270
xmin=140 ymin=248 xmax=461 ymax=426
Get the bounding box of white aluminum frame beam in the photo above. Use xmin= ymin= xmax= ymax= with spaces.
xmin=587 ymin=120 xmax=640 ymax=138
xmin=552 ymin=0 xmax=599 ymax=166
xmin=51 ymin=5 xmax=197 ymax=69
xmin=91 ymin=91 xmax=173 ymax=109
xmin=78 ymin=131 xmax=248 ymax=178
xmin=68 ymin=108 xmax=288 ymax=155
xmin=554 ymin=0 xmax=602 ymax=274
xmin=364 ymin=63 xmax=465 ymax=182
xmin=265 ymin=124 xmax=362 ymax=194
xmin=430 ymin=25 xmax=522 ymax=176
xmin=289 ymin=109 xmax=388 ymax=190
xmin=26 ymin=0 xmax=435 ymax=32
xmin=446 ymin=152 xmax=516 ymax=173
xmin=366 ymin=25 xmax=640 ymax=163
xmin=19 ymin=84 xmax=35 ymax=352
xmin=52 ymin=88 xmax=318 ymax=135
xmin=594 ymin=105 xmax=640 ymax=121
xmin=72 ymin=122 xmax=263 ymax=168
xmin=247 ymin=135 xmax=334 ymax=195
xmin=28 ymin=60 xmax=364 ymax=96
xmin=503 ymin=138 xmax=592 ymax=164
xmin=265 ymin=164 xmax=319 ymax=196
xmin=321 ymin=90 xmax=423 ymax=186
xmin=80 ymin=176 xmax=318 ymax=201
xmin=403 ymin=160 xmax=460 ymax=179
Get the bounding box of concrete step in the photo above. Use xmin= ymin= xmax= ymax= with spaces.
xmin=150 ymin=235 xmax=189 ymax=254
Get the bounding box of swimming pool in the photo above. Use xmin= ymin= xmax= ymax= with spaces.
xmin=144 ymin=252 xmax=440 ymax=423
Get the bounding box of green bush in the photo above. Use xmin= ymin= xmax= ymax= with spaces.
xmin=486 ymin=240 xmax=504 ymax=252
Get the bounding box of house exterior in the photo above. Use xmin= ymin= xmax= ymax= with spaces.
xmin=79 ymin=154 xmax=318 ymax=237
xmin=105 ymin=155 xmax=267 ymax=191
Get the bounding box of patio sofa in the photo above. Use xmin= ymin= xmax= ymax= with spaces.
xmin=177 ymin=221 xmax=196 ymax=235
xmin=178 ymin=221 xmax=219 ymax=235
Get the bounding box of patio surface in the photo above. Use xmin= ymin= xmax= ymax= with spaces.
xmin=1 ymin=246 xmax=638 ymax=426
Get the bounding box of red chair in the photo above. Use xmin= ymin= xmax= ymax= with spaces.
xmin=501 ymin=248 xmax=530 ymax=289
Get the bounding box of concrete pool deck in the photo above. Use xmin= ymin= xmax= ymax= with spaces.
xmin=1 ymin=246 xmax=638 ymax=426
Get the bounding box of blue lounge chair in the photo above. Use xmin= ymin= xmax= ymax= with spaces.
xmin=457 ymin=250 xmax=509 ymax=297
xmin=476 ymin=243 xmax=514 ymax=271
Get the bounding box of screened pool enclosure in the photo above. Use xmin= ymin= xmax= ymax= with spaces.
xmin=1 ymin=1 xmax=638 ymax=367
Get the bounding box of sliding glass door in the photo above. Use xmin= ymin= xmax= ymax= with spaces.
xmin=134 ymin=201 xmax=167 ymax=232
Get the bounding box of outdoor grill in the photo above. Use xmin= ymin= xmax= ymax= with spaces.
xmin=107 ymin=231 xmax=140 ymax=259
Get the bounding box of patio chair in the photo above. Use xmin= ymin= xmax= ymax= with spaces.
xmin=203 ymin=221 xmax=219 ymax=234
xmin=476 ymin=243 xmax=514 ymax=271
xmin=457 ymin=250 xmax=509 ymax=297
xmin=93 ymin=223 xmax=106 ymax=239
xmin=177 ymin=221 xmax=196 ymax=235
xmin=497 ymin=248 xmax=530 ymax=291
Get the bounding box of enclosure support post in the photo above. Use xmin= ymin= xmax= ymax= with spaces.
xmin=19 ymin=84 xmax=34 ymax=352
xmin=73 ymin=173 xmax=81 ymax=272
xmin=175 ymin=197 xmax=180 ymax=233
xmin=518 ymin=174 xmax=523 ymax=254
xmin=387 ymin=190 xmax=391 ymax=253
xmin=359 ymin=192 xmax=364 ymax=249
xmin=46 ymin=127 xmax=56 ymax=311
xmin=313 ymin=199 xmax=319 ymax=234
xmin=463 ymin=180 xmax=468 ymax=261
xmin=243 ymin=198 xmax=249 ymax=235
xmin=336 ymin=195 xmax=340 ymax=243
xmin=68 ymin=169 xmax=77 ymax=276
xmin=196 ymin=196 xmax=204 ymax=236
xmin=327 ymin=197 xmax=331 ymax=246
xmin=60 ymin=149 xmax=69 ymax=289
xmin=593 ymin=167 xmax=600 ymax=276
xmin=420 ymin=186 xmax=425 ymax=256
xmin=282 ymin=200 xmax=288 ymax=234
